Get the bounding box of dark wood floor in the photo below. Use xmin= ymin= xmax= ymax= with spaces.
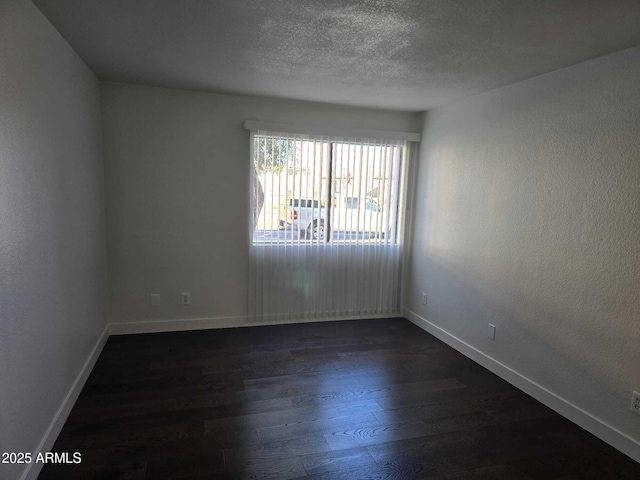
xmin=39 ymin=318 xmax=640 ymax=479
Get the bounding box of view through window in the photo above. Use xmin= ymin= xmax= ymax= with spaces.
xmin=251 ymin=133 xmax=406 ymax=245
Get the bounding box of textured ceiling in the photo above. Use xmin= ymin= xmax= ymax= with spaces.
xmin=32 ymin=0 xmax=640 ymax=111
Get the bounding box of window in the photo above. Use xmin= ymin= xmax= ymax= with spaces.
xmin=245 ymin=122 xmax=418 ymax=320
xmin=251 ymin=133 xmax=406 ymax=245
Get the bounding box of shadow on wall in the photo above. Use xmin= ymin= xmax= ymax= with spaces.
xmin=417 ymin=248 xmax=638 ymax=418
xmin=411 ymin=51 xmax=640 ymax=427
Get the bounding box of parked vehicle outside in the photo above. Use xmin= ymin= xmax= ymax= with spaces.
xmin=278 ymin=198 xmax=321 ymax=235
xmin=279 ymin=196 xmax=387 ymax=240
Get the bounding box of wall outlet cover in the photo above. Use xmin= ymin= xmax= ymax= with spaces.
xmin=181 ymin=292 xmax=190 ymax=305
xmin=150 ymin=294 xmax=160 ymax=307
xmin=631 ymin=391 xmax=640 ymax=416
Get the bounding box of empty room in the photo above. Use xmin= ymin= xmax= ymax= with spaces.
xmin=1 ymin=0 xmax=640 ymax=478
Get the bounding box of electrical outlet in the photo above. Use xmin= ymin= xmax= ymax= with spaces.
xmin=181 ymin=292 xmax=190 ymax=306
xmin=150 ymin=294 xmax=160 ymax=307
xmin=421 ymin=293 xmax=428 ymax=306
xmin=487 ymin=323 xmax=496 ymax=340
xmin=631 ymin=391 xmax=640 ymax=416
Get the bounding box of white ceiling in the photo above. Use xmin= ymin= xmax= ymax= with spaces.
xmin=33 ymin=0 xmax=640 ymax=111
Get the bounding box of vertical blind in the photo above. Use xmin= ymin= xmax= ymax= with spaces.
xmin=248 ymin=127 xmax=412 ymax=323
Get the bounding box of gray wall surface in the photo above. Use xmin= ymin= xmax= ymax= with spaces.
xmin=0 ymin=1 xmax=107 ymax=478
xmin=101 ymin=82 xmax=421 ymax=326
xmin=408 ymin=45 xmax=640 ymax=448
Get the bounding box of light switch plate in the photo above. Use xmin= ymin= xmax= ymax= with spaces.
xmin=487 ymin=323 xmax=496 ymax=340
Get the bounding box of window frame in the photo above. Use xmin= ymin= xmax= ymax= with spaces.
xmin=247 ymin=124 xmax=417 ymax=248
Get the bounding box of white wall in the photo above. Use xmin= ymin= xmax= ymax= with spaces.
xmin=407 ymin=46 xmax=640 ymax=458
xmin=0 ymin=1 xmax=107 ymax=478
xmin=101 ymin=82 xmax=421 ymax=331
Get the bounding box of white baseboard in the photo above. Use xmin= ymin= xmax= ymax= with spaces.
xmin=404 ymin=309 xmax=640 ymax=464
xmin=109 ymin=312 xmax=402 ymax=335
xmin=20 ymin=324 xmax=109 ymax=480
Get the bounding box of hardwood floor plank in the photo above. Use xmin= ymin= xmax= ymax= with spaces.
xmin=374 ymin=380 xmax=510 ymax=410
xmin=256 ymin=412 xmax=381 ymax=444
xmin=507 ymin=445 xmax=640 ymax=480
xmin=82 ymin=370 xmax=245 ymax=397
xmin=324 ymin=419 xmax=435 ymax=450
xmin=367 ymin=417 xmax=590 ymax=477
xmin=144 ymin=437 xmax=226 ymax=479
xmin=243 ymin=370 xmax=373 ymax=391
xmin=205 ymin=399 xmax=383 ymax=432
xmin=298 ymin=446 xmax=376 ymax=476
xmin=371 ymin=406 xmax=423 ymax=425
xmin=234 ymin=456 xmax=306 ymax=480
xmin=296 ymin=460 xmax=431 ymax=480
xmin=290 ymin=378 xmax=466 ymax=409
xmin=289 ymin=340 xmax=409 ymax=357
xmin=37 ymin=318 xmax=640 ymax=479
xmin=223 ymin=435 xmax=333 ymax=468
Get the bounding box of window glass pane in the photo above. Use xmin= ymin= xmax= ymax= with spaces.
xmin=252 ymin=134 xmax=403 ymax=245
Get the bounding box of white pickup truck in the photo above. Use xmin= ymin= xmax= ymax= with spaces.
xmin=279 ymin=196 xmax=385 ymax=240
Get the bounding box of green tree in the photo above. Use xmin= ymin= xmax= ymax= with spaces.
xmin=253 ymin=169 xmax=264 ymax=230
xmin=253 ymin=137 xmax=298 ymax=229
xmin=254 ymin=137 xmax=297 ymax=173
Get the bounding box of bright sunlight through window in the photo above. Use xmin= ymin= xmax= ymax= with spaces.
xmin=251 ymin=134 xmax=406 ymax=245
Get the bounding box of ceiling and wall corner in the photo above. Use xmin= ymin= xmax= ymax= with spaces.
xmin=31 ymin=0 xmax=640 ymax=111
